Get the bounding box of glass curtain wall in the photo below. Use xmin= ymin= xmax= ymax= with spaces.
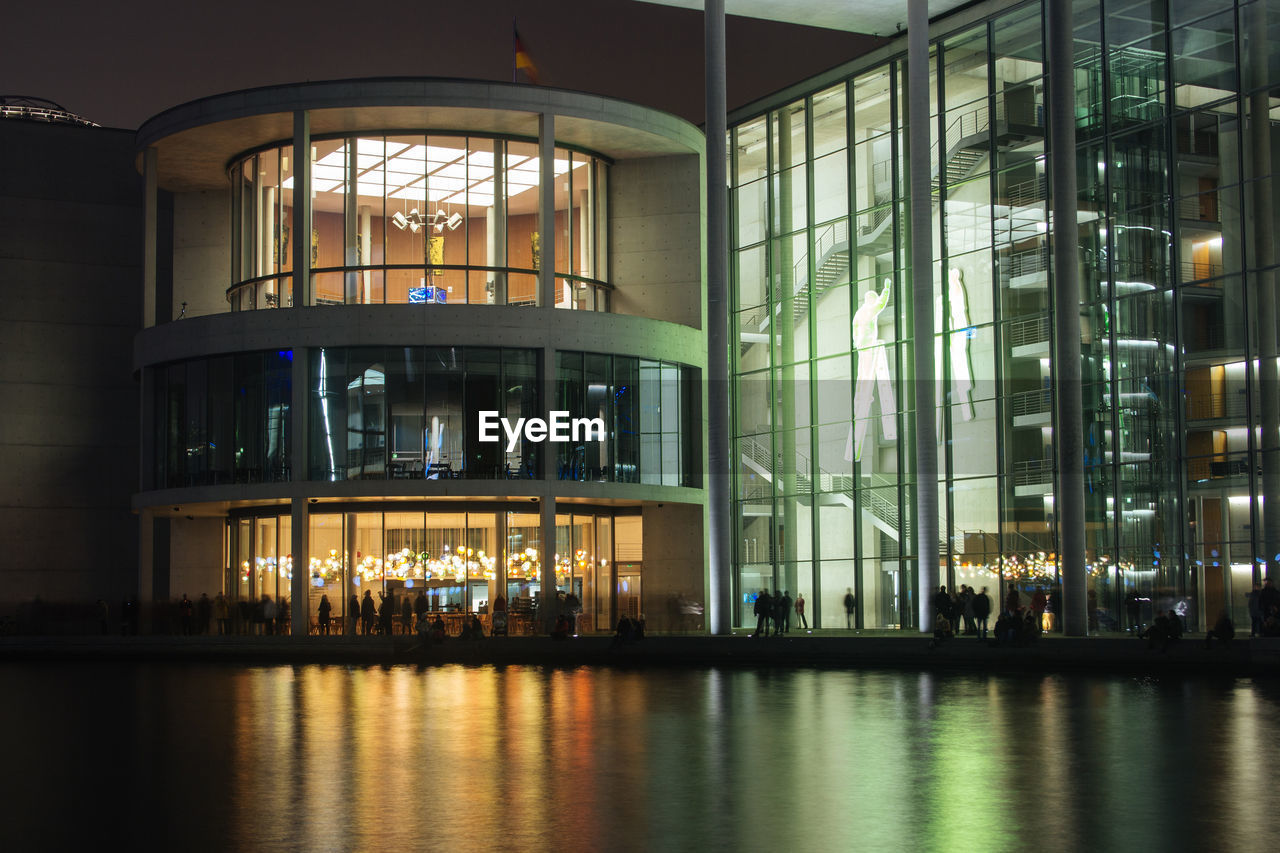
xmin=729 ymin=0 xmax=1278 ymax=633
xmin=308 ymin=346 xmax=540 ymax=482
xmin=556 ymin=352 xmax=691 ymax=485
xmin=230 ymin=136 xmax=611 ymax=311
xmin=154 ymin=351 xmax=292 ymax=489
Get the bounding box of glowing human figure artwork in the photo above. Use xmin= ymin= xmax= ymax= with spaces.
xmin=847 ymin=278 xmax=898 ymax=462
xmin=936 ymin=267 xmax=975 ymax=422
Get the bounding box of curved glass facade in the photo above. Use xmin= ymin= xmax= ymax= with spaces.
xmin=150 ymin=347 xmax=695 ymax=487
xmin=230 ymin=135 xmax=610 ymax=312
xmin=730 ymin=0 xmax=1280 ymax=633
xmin=153 ymin=350 xmax=293 ymax=488
xmin=228 ymin=504 xmax=643 ymax=635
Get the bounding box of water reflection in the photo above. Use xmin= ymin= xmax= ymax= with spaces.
xmin=0 ymin=665 xmax=1273 ymax=849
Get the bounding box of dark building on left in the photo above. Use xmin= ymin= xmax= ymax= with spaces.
xmin=0 ymin=98 xmax=143 ymax=617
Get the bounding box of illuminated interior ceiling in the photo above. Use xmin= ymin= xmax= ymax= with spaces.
xmin=631 ymin=0 xmax=972 ymax=36
xmin=304 ymin=139 xmax=574 ymax=214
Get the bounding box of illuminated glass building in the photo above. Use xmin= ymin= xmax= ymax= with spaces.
xmin=724 ymin=0 xmax=1280 ymax=633
xmin=6 ymin=1 xmax=1278 ymax=640
xmin=132 ymin=81 xmax=708 ymax=634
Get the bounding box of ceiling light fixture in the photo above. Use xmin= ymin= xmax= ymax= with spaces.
xmin=392 ymin=207 xmax=464 ymax=233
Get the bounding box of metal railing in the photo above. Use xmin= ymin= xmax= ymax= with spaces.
xmin=1007 ymin=315 xmax=1050 ymax=348
xmin=1013 ymin=458 xmax=1053 ymax=486
xmin=1181 ymin=261 xmax=1223 ymax=283
xmin=1005 ymin=249 xmax=1048 ymax=278
xmin=1010 ymin=389 xmax=1053 ymax=418
xmin=1186 ymin=391 xmax=1247 ymax=421
xmin=791 ymin=219 xmax=850 ymax=289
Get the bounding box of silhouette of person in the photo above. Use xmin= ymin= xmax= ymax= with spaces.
xmin=844 ymin=587 xmax=856 ymax=629
xmin=1205 ymin=611 xmax=1235 ymax=650
xmin=197 ymin=593 xmax=212 ymax=635
xmin=795 ymin=593 xmax=808 ymax=630
xmin=361 ymin=590 xmax=376 ymax=635
xmin=778 ymin=591 xmax=793 ymax=634
xmin=973 ymin=586 xmax=992 ymax=639
xmin=754 ymin=589 xmax=771 ymax=638
xmin=179 ymin=594 xmax=193 ymax=635
xmin=317 ymin=594 xmax=332 ymax=635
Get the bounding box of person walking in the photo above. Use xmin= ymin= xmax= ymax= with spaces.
xmin=214 ymin=593 xmax=230 ymax=635
xmin=960 ymin=585 xmax=975 ymax=635
xmin=377 ymin=592 xmax=393 ymax=636
xmin=795 ymin=593 xmax=808 ymax=630
xmin=1005 ymin=586 xmax=1021 ymax=618
xmin=317 ymin=594 xmax=332 ymax=635
xmin=932 ymin=585 xmax=952 ymax=625
xmin=843 ymin=588 xmax=856 ymax=629
xmin=778 ymin=591 xmax=793 ymax=634
xmin=360 ymin=590 xmax=376 ymax=635
xmin=414 ymin=589 xmax=428 ymax=632
xmin=1125 ymin=589 xmax=1141 ymax=634
xmin=196 ymin=593 xmax=212 ymax=634
xmin=1259 ymin=577 xmax=1280 ymax=632
xmin=973 ymin=586 xmax=991 ymax=640
xmin=262 ymin=594 xmax=276 ymax=635
xmin=179 ymin=594 xmax=193 ymax=635
xmin=1030 ymin=587 xmax=1047 ymax=633
xmin=753 ymin=589 xmax=770 ymax=638
xmin=1247 ymin=582 xmax=1262 ymax=637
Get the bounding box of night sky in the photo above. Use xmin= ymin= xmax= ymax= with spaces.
xmin=1 ymin=0 xmax=881 ymax=130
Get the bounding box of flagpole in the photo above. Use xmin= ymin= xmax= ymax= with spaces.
xmin=512 ymin=20 xmax=517 ymax=83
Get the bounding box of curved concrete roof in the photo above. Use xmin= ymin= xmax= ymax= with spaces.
xmin=137 ymin=78 xmax=705 ymax=191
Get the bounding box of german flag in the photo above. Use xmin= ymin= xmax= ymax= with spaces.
xmin=514 ymin=26 xmax=540 ymax=85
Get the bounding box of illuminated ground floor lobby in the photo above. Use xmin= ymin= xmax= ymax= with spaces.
xmin=141 ymin=497 xmax=704 ymax=637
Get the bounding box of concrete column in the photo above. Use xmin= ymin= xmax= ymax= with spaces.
xmin=491 ymin=138 xmax=508 ymax=304
xmin=538 ymin=111 xmax=559 ymax=632
xmin=138 ymin=508 xmax=154 ymax=621
xmin=778 ymin=108 xmax=799 ymax=600
xmin=291 ymin=498 xmax=310 ymax=636
xmin=539 ymin=113 xmax=555 ymax=310
xmin=143 ymin=147 xmax=158 ymax=328
xmin=290 ymin=346 xmax=310 ymax=636
xmin=541 ymin=495 xmax=557 ymax=634
xmin=907 ymin=0 xmax=940 ymax=632
xmin=706 ymin=0 xmax=733 ymax=634
xmin=293 ymin=111 xmax=311 ymax=308
xmin=1247 ymin=2 xmax=1280 ymax=580
xmin=1048 ymin=0 xmax=1087 ymax=636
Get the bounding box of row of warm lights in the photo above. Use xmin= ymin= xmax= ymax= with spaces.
xmin=954 ymin=553 xmax=1138 ymax=582
xmin=241 ymin=555 xmax=293 ymax=585
xmin=305 ymin=546 xmax=498 ymax=584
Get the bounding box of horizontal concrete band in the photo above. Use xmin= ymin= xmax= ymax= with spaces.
xmin=134 ymin=305 xmax=708 ymax=371
xmin=132 ymin=480 xmax=707 ymax=514
xmin=136 ymin=79 xmax=705 ymax=190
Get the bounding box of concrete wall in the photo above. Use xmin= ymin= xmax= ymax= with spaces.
xmin=168 ymin=516 xmax=225 ymax=599
xmin=609 ymin=154 xmax=704 ymax=329
xmin=641 ymin=500 xmax=705 ymax=632
xmin=172 ymin=190 xmax=230 ymax=321
xmin=0 ymin=119 xmax=142 ymax=608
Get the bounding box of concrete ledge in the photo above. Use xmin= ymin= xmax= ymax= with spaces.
xmin=2 ymin=635 xmax=1276 ymax=676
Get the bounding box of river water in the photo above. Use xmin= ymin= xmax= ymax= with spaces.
xmin=1 ymin=663 xmax=1275 ymax=851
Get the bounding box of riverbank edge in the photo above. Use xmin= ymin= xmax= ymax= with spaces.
xmin=3 ymin=635 xmax=1278 ymax=676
